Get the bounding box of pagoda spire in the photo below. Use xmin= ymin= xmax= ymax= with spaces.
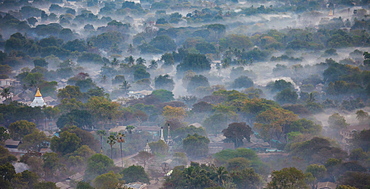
xmin=35 ymin=88 xmax=42 ymax=97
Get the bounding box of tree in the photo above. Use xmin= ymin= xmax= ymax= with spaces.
xmin=117 ymin=132 xmax=125 ymax=167
xmin=11 ymin=170 xmax=39 ymax=189
xmin=86 ymin=96 xmax=121 ymax=127
xmin=187 ymin=75 xmax=210 ymax=94
xmin=106 ymin=134 xmax=116 ymax=159
xmin=149 ymin=35 xmax=176 ymax=52
xmin=154 ymin=74 xmax=175 ymax=91
xmin=254 ymin=107 xmax=298 ymax=144
xmin=305 ymin=164 xmax=327 ymax=189
xmin=93 ymin=171 xmax=122 ymax=189
xmin=42 ymin=152 xmax=63 ymax=178
xmin=84 ymin=153 xmax=114 ymax=181
xmin=222 ymin=122 xmax=253 ymax=148
xmin=76 ymin=181 xmax=94 ymax=189
xmin=1 ymin=87 xmax=11 ymax=101
xmin=161 ymin=53 xmax=175 ymax=67
xmin=8 ymin=120 xmax=36 ymax=140
xmin=148 ymin=140 xmax=169 ymax=155
xmin=274 ymin=89 xmax=298 ymax=104
xmin=162 ymin=105 xmax=186 ymax=121
xmin=33 ymin=182 xmax=58 ymax=189
xmin=219 ymin=34 xmax=253 ymax=50
xmin=203 ymin=113 xmax=228 ymax=135
xmin=355 ymin=110 xmax=369 ymax=124
xmin=230 ymin=168 xmax=262 ymax=189
xmin=227 ymin=157 xmax=250 ymax=171
xmin=177 ymin=54 xmax=211 ymax=74
xmin=232 ymin=76 xmax=254 ymax=89
xmin=338 ymin=172 xmax=370 ymax=189
xmin=151 ymin=89 xmax=174 ymax=102
xmin=51 ymin=131 xmax=81 ymax=155
xmin=133 ymin=68 xmax=150 ymax=81
xmin=266 ymin=79 xmax=294 ymax=93
xmin=97 ymin=130 xmax=106 ymax=153
xmin=18 ymin=130 xmax=49 ymax=151
xmin=56 ymin=109 xmax=93 ymax=129
xmin=33 ymin=58 xmax=48 ymax=68
xmin=290 ymin=137 xmax=347 ymax=164
xmin=0 ymin=163 xmax=16 ymax=188
xmin=328 ymin=113 xmax=349 ymax=130
xmin=0 ymin=127 xmax=10 ymax=144
xmin=207 ymin=24 xmax=226 ymax=40
xmin=121 ymin=165 xmax=150 ymax=184
xmin=119 ymin=81 xmax=131 ymax=94
xmin=57 ymin=85 xmax=84 ymax=101
xmin=133 ymin=151 xmax=153 ymax=168
xmin=352 ymin=129 xmax=370 ymax=151
xmin=267 ymin=167 xmax=309 ymax=189
xmin=183 ymin=133 xmax=210 ymax=158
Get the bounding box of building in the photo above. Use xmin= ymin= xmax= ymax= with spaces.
xmin=340 ymin=124 xmax=369 ymax=151
xmin=30 ymin=88 xmax=46 ymax=107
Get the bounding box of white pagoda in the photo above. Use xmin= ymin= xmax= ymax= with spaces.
xmin=30 ymin=88 xmax=46 ymax=107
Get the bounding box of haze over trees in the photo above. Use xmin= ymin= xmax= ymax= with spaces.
xmin=1 ymin=0 xmax=370 ymax=188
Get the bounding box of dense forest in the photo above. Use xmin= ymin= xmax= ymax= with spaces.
xmin=0 ymin=0 xmax=370 ymax=188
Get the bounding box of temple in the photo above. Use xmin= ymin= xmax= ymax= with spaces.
xmin=30 ymin=88 xmax=46 ymax=107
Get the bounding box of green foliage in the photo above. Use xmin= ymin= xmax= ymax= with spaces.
xmin=149 ymin=140 xmax=169 ymax=155
xmin=266 ymin=79 xmax=294 ymax=93
xmin=274 ymin=89 xmax=298 ymax=104
xmin=57 ymin=85 xmax=84 ymax=101
xmin=214 ymin=148 xmax=259 ymax=165
xmin=187 ymin=75 xmax=210 ymax=93
xmin=177 ymin=54 xmax=211 ymax=74
xmin=8 ymin=120 xmax=36 ymax=140
xmin=120 ymin=165 xmax=150 ymax=184
xmin=133 ymin=67 xmax=150 ymax=81
xmin=93 ymin=171 xmax=121 ymax=189
xmin=77 ymin=181 xmax=94 ymax=189
xmin=289 ymin=137 xmax=347 ymax=164
xmin=84 ymin=153 xmax=114 ymax=181
xmin=219 ymin=34 xmax=253 ymax=50
xmin=0 ymin=127 xmax=10 ymax=143
xmin=222 ymin=122 xmax=253 ymax=148
xmin=33 ymin=181 xmax=59 ymax=189
xmin=172 ymin=125 xmax=207 ymax=143
xmin=151 ymin=89 xmax=174 ymax=102
xmin=232 ymin=76 xmax=254 ymax=89
xmin=57 ymin=109 xmax=93 ymax=129
xmin=328 ymin=113 xmax=349 ymax=130
xmin=352 ymin=129 xmax=370 ymax=152
xmin=18 ymin=130 xmax=49 ymax=151
xmin=154 ymin=74 xmax=174 ymax=91
xmin=267 ymin=167 xmax=309 ymax=189
xmin=230 ymin=168 xmax=262 ymax=189
xmin=51 ymin=131 xmax=81 ymax=155
xmin=203 ymin=113 xmax=228 ymax=135
xmin=338 ymin=172 xmax=370 ymax=189
xmin=183 ymin=133 xmax=210 ymax=158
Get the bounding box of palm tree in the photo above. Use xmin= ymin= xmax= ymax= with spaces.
xmin=97 ymin=130 xmax=106 ymax=153
xmin=126 ymin=56 xmax=135 ymax=66
xmin=126 ymin=125 xmax=135 ymax=134
xmin=117 ymin=132 xmax=125 ymax=167
xmin=356 ymin=110 xmax=369 ymax=123
xmin=107 ymin=134 xmax=117 ymax=159
xmin=120 ymin=81 xmax=131 ymax=94
xmin=136 ymin=57 xmax=146 ymax=65
xmin=1 ymin=87 xmax=11 ymax=101
xmin=215 ymin=166 xmax=229 ymax=187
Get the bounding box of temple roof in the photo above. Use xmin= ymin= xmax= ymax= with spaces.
xmin=35 ymin=88 xmax=42 ymax=97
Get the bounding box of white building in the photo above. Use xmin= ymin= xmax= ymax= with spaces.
xmin=30 ymin=88 xmax=46 ymax=107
